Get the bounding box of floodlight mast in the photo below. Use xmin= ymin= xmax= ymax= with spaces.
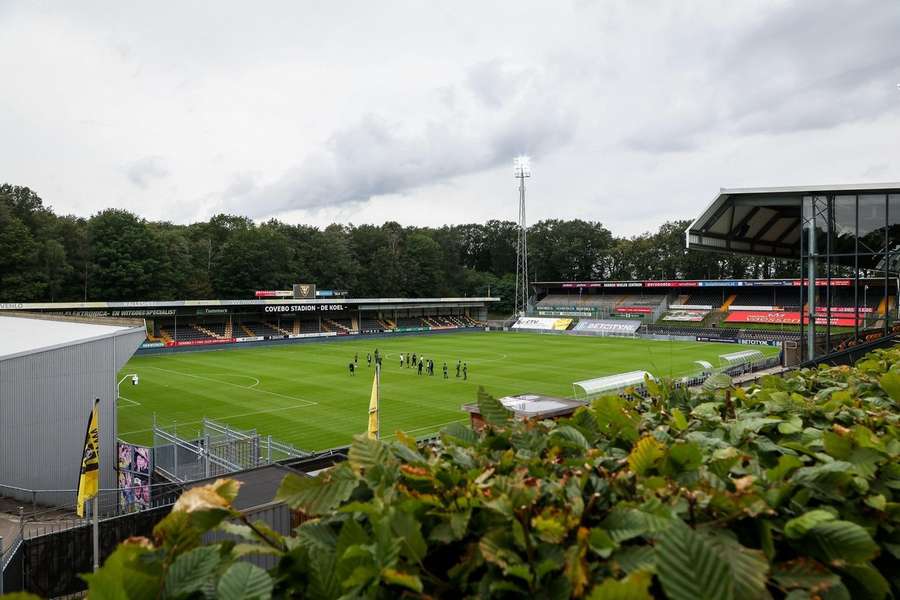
xmin=514 ymin=156 xmax=531 ymax=317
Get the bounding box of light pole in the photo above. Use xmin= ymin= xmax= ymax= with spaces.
xmin=514 ymin=155 xmax=531 ymax=317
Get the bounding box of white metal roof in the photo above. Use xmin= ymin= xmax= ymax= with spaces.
xmin=719 ymin=350 xmax=764 ymax=365
xmin=573 ymin=370 xmax=653 ymax=396
xmin=694 ymin=360 xmax=713 ymax=370
xmin=0 ymin=315 xmax=141 ymax=361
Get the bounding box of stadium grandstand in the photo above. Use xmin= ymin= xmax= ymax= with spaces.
xmin=0 ymin=293 xmax=495 ymax=351
xmin=524 ymin=276 xmax=897 ymax=363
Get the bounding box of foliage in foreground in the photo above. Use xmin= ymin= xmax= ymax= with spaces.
xmin=82 ymin=347 xmax=900 ymax=599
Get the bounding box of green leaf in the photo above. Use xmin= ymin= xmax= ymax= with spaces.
xmin=294 ymin=521 xmax=339 ymax=552
xmin=772 ymin=558 xmax=841 ymax=591
xmin=549 ymin=425 xmax=590 ymax=450
xmin=275 ymin=464 xmax=357 ymax=515
xmin=309 ymin=549 xmax=340 ymax=598
xmin=588 ymin=528 xmax=617 ymax=558
xmin=671 ymin=407 xmax=689 ymax=431
xmin=81 ymin=543 xmax=161 ymax=600
xmin=703 ymin=373 xmax=733 ymax=391
xmin=840 ymin=563 xmax=890 ymax=600
xmin=391 ymin=510 xmax=427 ymax=562
xmin=706 ymin=531 xmax=770 ymax=600
xmin=784 ymin=509 xmax=837 ymax=539
xmin=217 ymin=562 xmax=273 ymax=600
xmin=381 ymin=568 xmax=424 ymax=593
xmin=163 ymin=546 xmax=221 ymax=598
xmin=806 ymin=520 xmax=878 ymax=564
xmin=477 ymin=387 xmax=512 ymax=425
xmin=656 ymin=522 xmax=734 ymax=600
xmin=627 ymin=436 xmax=665 ymax=476
xmin=348 ymin=433 xmax=391 ymax=476
xmin=587 ymin=570 xmax=653 ymax=600
xmin=441 ymin=421 xmax=478 ymax=446
xmin=665 ymin=441 xmax=703 ymax=473
xmin=878 ymin=370 xmax=900 ymax=401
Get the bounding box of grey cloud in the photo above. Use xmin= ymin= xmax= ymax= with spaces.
xmin=625 ymin=0 xmax=900 ymax=154
xmin=125 ymin=156 xmax=169 ymax=189
xmin=222 ymin=62 xmax=576 ymax=217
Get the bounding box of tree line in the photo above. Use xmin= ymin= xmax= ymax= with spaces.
xmin=0 ymin=184 xmax=797 ymax=312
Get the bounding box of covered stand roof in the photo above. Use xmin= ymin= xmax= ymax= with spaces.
xmin=573 ymin=370 xmax=653 ymax=397
xmin=0 ymin=313 xmax=145 ymax=361
xmin=686 ymin=183 xmax=900 ymax=266
xmin=694 ymin=360 xmax=713 ymax=371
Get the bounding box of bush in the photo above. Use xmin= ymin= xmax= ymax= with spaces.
xmin=82 ymin=348 xmax=900 ymax=599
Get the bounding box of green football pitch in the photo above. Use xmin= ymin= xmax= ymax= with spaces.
xmin=116 ymin=332 xmax=779 ymax=451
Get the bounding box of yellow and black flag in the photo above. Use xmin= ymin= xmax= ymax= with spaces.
xmin=367 ymin=366 xmax=380 ymax=440
xmin=76 ymin=398 xmax=100 ymax=517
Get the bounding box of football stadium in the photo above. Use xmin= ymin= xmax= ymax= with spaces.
xmin=3 ymin=4 xmax=900 ymax=596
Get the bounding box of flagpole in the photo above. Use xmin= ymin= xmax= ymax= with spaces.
xmin=376 ymin=363 xmax=381 ymax=440
xmin=92 ymin=497 xmax=100 ymax=571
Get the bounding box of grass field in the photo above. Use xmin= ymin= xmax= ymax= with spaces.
xmin=116 ymin=332 xmax=779 ymax=451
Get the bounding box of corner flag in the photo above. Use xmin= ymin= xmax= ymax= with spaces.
xmin=367 ymin=365 xmax=380 ymax=439
xmin=76 ymin=398 xmax=100 ymax=517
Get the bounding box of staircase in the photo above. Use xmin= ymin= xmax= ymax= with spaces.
xmin=293 ymin=320 xmax=301 ymax=335
xmin=325 ymin=319 xmax=351 ymax=333
xmin=224 ymin=321 xmax=233 ymax=338
xmin=240 ymin=324 xmax=255 ymax=337
xmin=720 ymin=294 xmax=738 ymax=312
xmin=194 ymin=324 xmax=221 ymax=339
xmin=674 ymin=294 xmax=690 ymax=306
xmin=267 ymin=321 xmax=291 ymax=336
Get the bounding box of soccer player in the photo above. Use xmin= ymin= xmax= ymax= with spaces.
xmin=429 ymin=360 xmax=434 ymax=376
xmin=443 ymin=362 xmax=448 ymax=379
xmin=367 ymin=353 xmax=372 ymax=367
xmin=456 ymin=360 xmax=461 ymax=378
xmin=399 ymin=353 xmax=404 ymax=368
xmin=354 ymin=353 xmax=358 ymax=365
xmin=348 ymin=362 xmax=355 ymax=376
xmin=418 ymin=361 xmax=423 ymax=375
xmin=463 ymin=363 xmax=468 ymax=380
xmin=412 ymin=352 xmax=417 ymax=366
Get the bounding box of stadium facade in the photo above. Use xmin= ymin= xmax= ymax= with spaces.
xmin=0 ymin=296 xmax=497 ymax=350
xmin=0 ymin=314 xmax=145 ymax=505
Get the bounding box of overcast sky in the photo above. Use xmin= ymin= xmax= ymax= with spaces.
xmin=2 ymin=1 xmax=899 ymax=236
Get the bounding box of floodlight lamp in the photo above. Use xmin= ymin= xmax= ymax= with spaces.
xmin=513 ymin=155 xmax=531 ymax=177
xmin=132 ymin=374 xmax=139 ymax=386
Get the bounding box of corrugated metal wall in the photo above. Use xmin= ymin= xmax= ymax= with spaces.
xmin=0 ymin=328 xmax=146 ymax=507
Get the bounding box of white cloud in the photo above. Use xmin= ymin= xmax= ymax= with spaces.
xmin=0 ymin=0 xmax=898 ymax=234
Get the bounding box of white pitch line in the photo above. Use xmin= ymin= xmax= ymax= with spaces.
xmin=117 ymin=396 xmax=141 ymax=407
xmin=140 ymin=365 xmax=317 ymax=406
xmin=383 ymin=418 xmax=468 ymax=439
xmin=118 ymin=402 xmax=317 ymax=437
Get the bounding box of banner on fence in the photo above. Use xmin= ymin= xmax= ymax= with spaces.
xmin=116 ymin=442 xmax=152 ymax=510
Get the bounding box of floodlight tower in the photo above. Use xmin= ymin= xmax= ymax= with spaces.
xmin=513 ymin=156 xmax=531 ymax=317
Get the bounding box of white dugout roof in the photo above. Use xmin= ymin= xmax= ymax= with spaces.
xmin=719 ymin=350 xmax=764 ymax=365
xmin=573 ymin=370 xmax=653 ymax=397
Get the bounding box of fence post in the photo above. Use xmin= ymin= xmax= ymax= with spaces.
xmin=1 ymin=534 xmax=4 ymax=595
xmin=267 ymin=435 xmax=272 ymax=464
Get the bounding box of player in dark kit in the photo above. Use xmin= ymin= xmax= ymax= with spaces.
xmin=354 ymin=353 xmax=358 ymax=365
xmin=348 ymin=362 xmax=355 ymax=376
xmin=456 ymin=360 xmax=461 ymax=378
xmin=462 ymin=363 xmax=468 ymax=380
xmin=367 ymin=353 xmax=372 ymax=367
xmin=412 ymin=353 xmax=417 ymax=366
xmin=443 ymin=362 xmax=448 ymax=379
xmin=417 ymin=361 xmax=423 ymax=375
